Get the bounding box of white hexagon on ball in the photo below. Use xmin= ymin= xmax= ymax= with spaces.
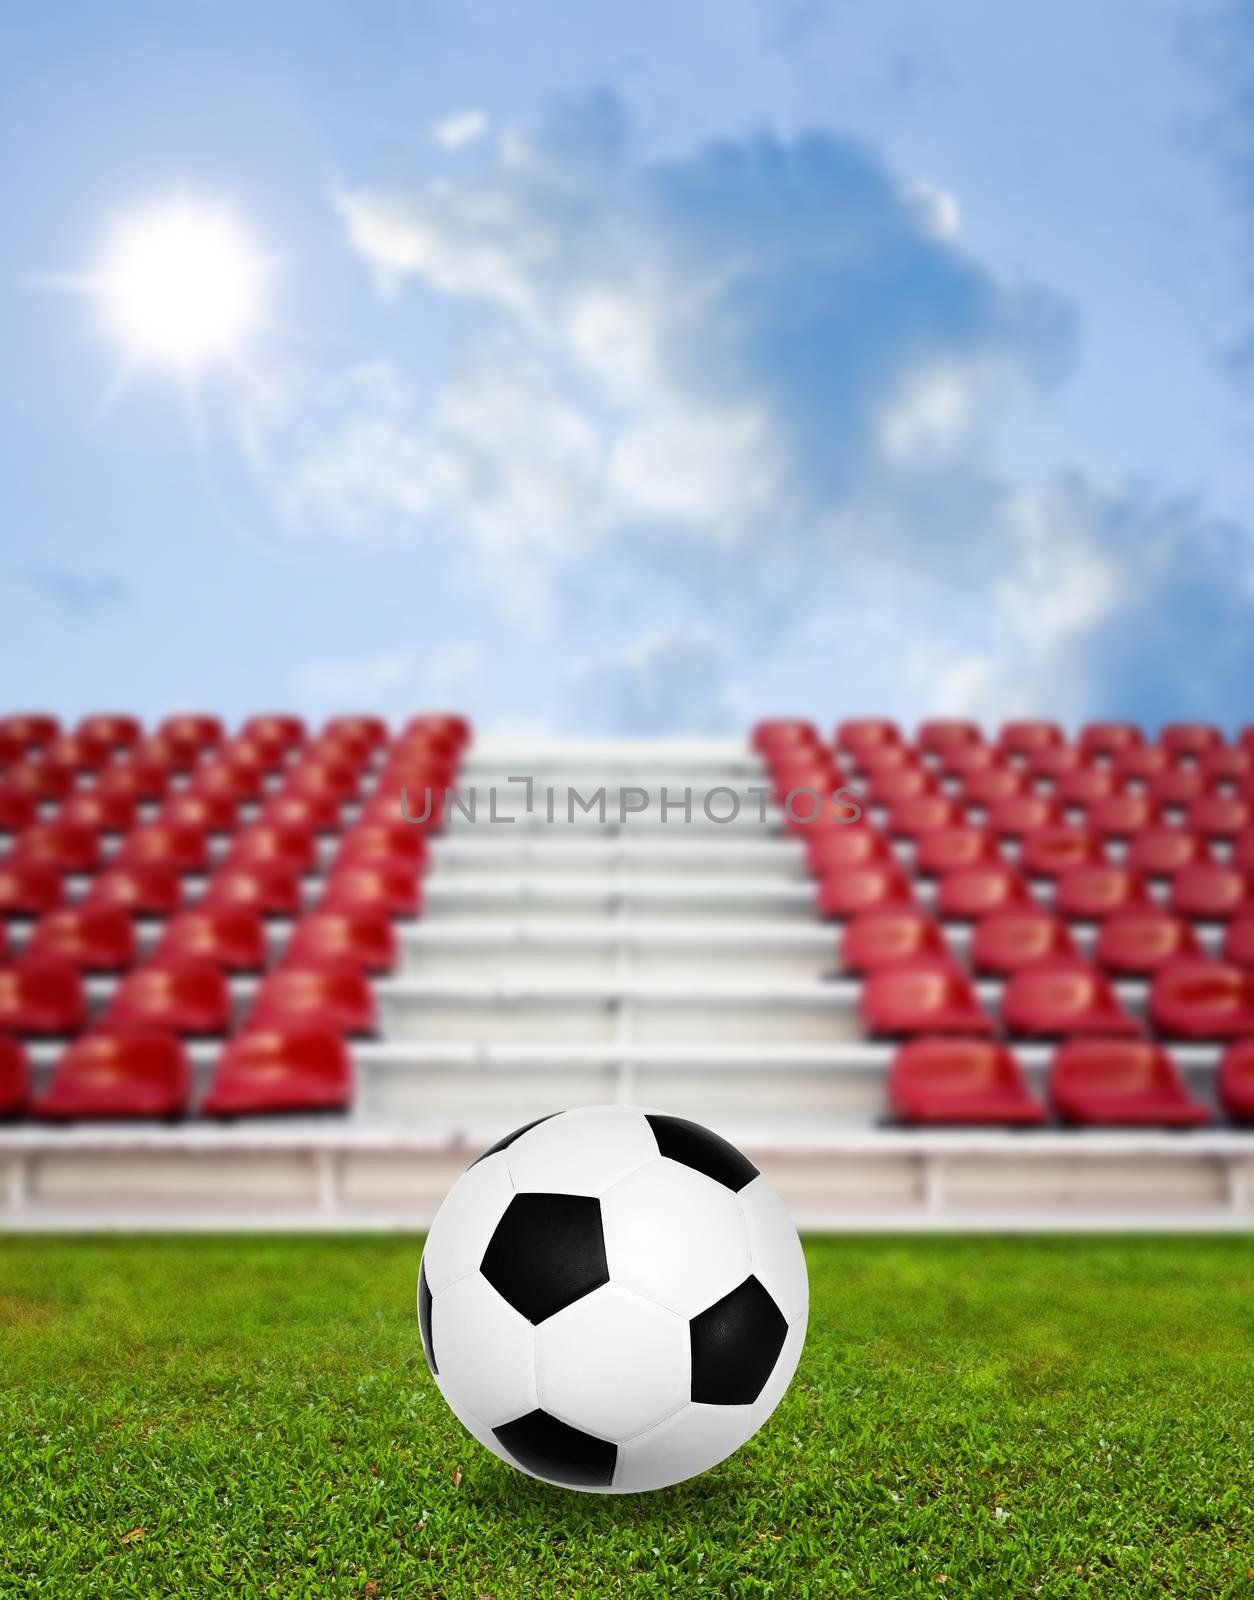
xmin=417 ymin=1106 xmax=808 ymax=1493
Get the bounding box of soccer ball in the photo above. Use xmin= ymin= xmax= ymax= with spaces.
xmin=417 ymin=1105 xmax=808 ymax=1493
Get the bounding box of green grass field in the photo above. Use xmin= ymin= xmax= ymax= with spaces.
xmin=1 ymin=1236 xmax=1251 ymax=1598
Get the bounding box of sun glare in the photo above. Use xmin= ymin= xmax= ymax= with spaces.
xmin=95 ymin=200 xmax=270 ymax=374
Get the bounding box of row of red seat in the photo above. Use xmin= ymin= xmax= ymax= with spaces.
xmin=755 ymin=716 xmax=1254 ymax=762
xmin=0 ymin=712 xmax=469 ymax=821
xmin=857 ymin=954 xmax=1254 ymax=1040
xmin=843 ymin=903 xmax=1254 ymax=977
xmin=0 ymin=949 xmax=379 ymax=1037
xmin=889 ymin=1036 xmax=1254 ymax=1126
xmin=0 ymin=814 xmax=430 ymax=920
xmin=0 ymin=712 xmax=468 ymax=763
xmin=815 ymin=850 xmax=1254 ymax=922
xmin=0 ymin=1029 xmax=351 ymax=1118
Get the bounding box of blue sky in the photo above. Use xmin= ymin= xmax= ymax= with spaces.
xmin=2 ymin=0 xmax=1253 ymax=733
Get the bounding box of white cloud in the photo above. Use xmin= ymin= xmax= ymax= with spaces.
xmin=433 ymin=109 xmax=489 ymax=150
xmin=241 ymin=96 xmax=1254 ymax=732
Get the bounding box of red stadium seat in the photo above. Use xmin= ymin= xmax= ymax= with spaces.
xmin=156 ymin=714 xmax=224 ymax=757
xmin=246 ymin=962 xmax=376 ymax=1036
xmin=0 ymin=1038 xmax=28 ymax=1116
xmin=997 ymin=720 xmax=1063 ymax=756
xmin=816 ymin=862 xmax=914 ymax=919
xmin=1186 ymin=793 xmax=1250 ymax=840
xmin=885 ymin=794 xmax=964 ymax=838
xmin=1218 ymin=1040 xmax=1254 ymax=1122
xmin=188 ymin=756 xmax=267 ymax=804
xmin=95 ymin=754 xmax=173 ymax=803
xmin=937 ymin=743 xmax=999 ymax=778
xmin=0 ymin=714 xmax=58 ymax=751
xmin=1095 ymin=909 xmax=1202 ymax=976
xmin=936 ymin=862 xmax=1034 ymax=921
xmin=335 ymin=820 xmax=430 ymax=873
xmin=132 ymin=734 xmax=200 ymax=777
xmin=806 ymin=823 xmax=891 ymax=876
xmin=1019 ymin=824 xmax=1105 ymax=878
xmin=1199 ymin=745 xmax=1251 ymax=784
xmin=34 ymin=1032 xmax=190 ymax=1120
xmin=102 ymin=958 xmax=232 ymax=1036
xmin=1127 ymin=825 xmax=1209 ymax=878
xmin=961 ymin=766 xmax=1028 ymax=806
xmin=1160 ymin=723 xmax=1223 ymax=759
xmin=282 ymin=909 xmax=397 ymax=974
xmin=1054 ymin=864 xmax=1151 ymax=921
xmin=1080 ymin=721 xmax=1144 ymax=759
xmin=260 ymin=791 xmax=343 ymax=834
xmin=1002 ymin=957 xmax=1139 ymax=1038
xmin=917 ymin=719 xmax=981 ymax=753
xmin=154 ymin=907 xmax=268 ymax=973
xmin=860 ymin=956 xmax=993 ymax=1036
xmin=0 ymin=958 xmax=85 ymax=1035
xmin=27 ymin=907 xmax=136 ymax=973
xmin=61 ymin=789 xmax=139 ymax=834
xmin=1085 ymin=792 xmax=1155 ymax=839
xmin=83 ymin=864 xmax=183 ymax=918
xmin=970 ymin=907 xmax=1076 ymax=975
xmin=752 ymin=719 xmax=819 ymax=755
xmin=1168 ymin=864 xmax=1253 ymax=921
xmin=225 ymin=823 xmax=318 ymax=875
xmin=118 ymin=822 xmax=211 ymax=875
xmin=0 ymin=860 xmax=65 ymax=917
xmin=200 ymin=864 xmax=304 ymax=918
xmin=240 ymin=714 xmax=307 ymax=757
xmin=1222 ymin=916 xmax=1254 ymax=970
xmin=77 ymin=714 xmax=142 ymax=752
xmin=219 ymin=735 xmax=284 ymax=777
xmin=840 ymin=907 xmax=947 ymax=973
xmin=0 ymin=782 xmax=38 ymax=831
xmin=160 ymin=790 xmax=239 ymax=834
xmin=1050 ymin=1040 xmax=1208 ymax=1127
xmin=1147 ymin=769 xmax=1207 ymax=810
xmin=318 ymin=864 xmax=422 ymax=918
xmin=914 ymin=826 xmax=1002 ymax=876
xmin=836 ymin=718 xmax=901 ymax=755
xmin=284 ymin=757 xmax=363 ymax=803
xmin=866 ymin=766 xmax=936 ymax=806
xmin=1237 ymin=830 xmax=1254 ymax=875
xmin=5 ymin=757 xmax=73 ymax=801
xmin=403 ymin=713 xmax=471 ymax=750
xmin=323 ymin=714 xmax=390 ymax=753
xmin=202 ymin=1028 xmax=353 ymax=1116
xmin=1054 ymin=767 xmax=1121 ymax=807
xmin=41 ymin=733 xmax=113 ymax=778
xmin=11 ymin=820 xmax=101 ymax=874
xmin=1026 ymin=744 xmax=1085 ymax=781
xmin=889 ymin=1039 xmax=1045 ymax=1126
xmin=985 ymin=794 xmax=1062 ymax=838
xmin=853 ymin=743 xmax=915 ymax=775
xmin=1149 ymin=958 xmax=1254 ymax=1039
xmin=1112 ymin=743 xmax=1169 ymax=783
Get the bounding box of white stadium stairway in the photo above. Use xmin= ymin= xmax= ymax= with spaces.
xmin=0 ymin=720 xmax=1252 ymax=1230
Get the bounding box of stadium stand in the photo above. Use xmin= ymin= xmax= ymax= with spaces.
xmin=0 ymin=711 xmax=1251 ymax=1230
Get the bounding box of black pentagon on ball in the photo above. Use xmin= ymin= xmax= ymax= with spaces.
xmin=417 ymin=1259 xmax=438 ymax=1375
xmin=480 ymin=1192 xmax=609 ymax=1324
xmin=493 ymin=1409 xmax=617 ymax=1488
xmin=690 ymin=1275 xmax=788 ymax=1405
xmin=470 ymin=1114 xmax=556 ymax=1168
xmin=646 ymin=1113 xmax=759 ymax=1193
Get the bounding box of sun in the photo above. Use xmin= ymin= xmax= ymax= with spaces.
xmin=93 ymin=199 xmax=271 ymax=375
